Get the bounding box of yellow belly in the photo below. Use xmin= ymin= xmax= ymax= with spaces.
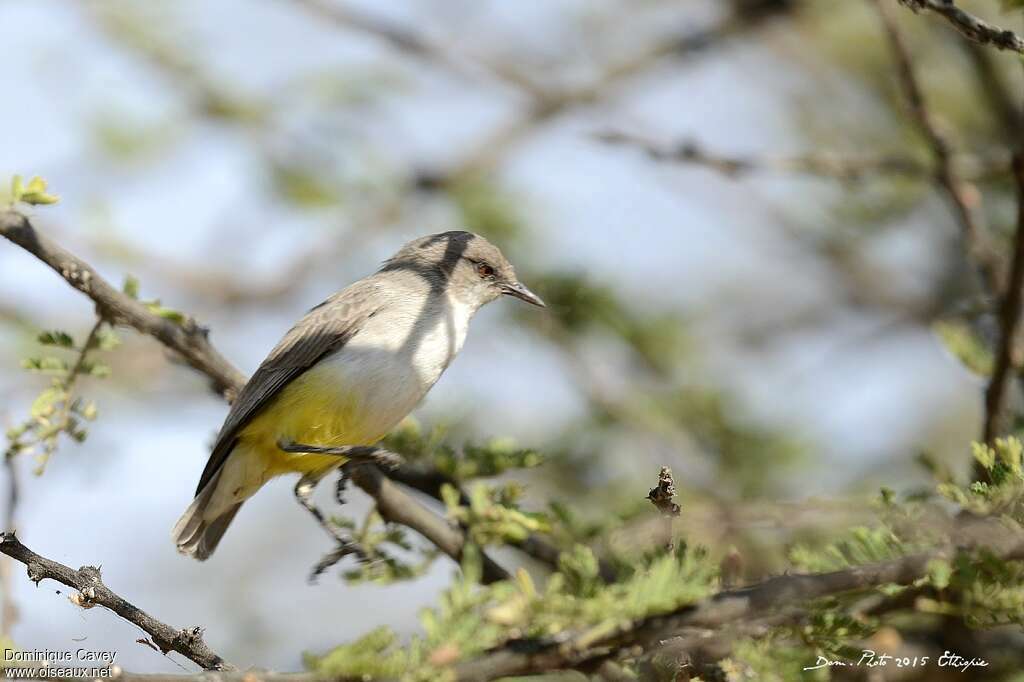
xmin=237 ymin=368 xmax=387 ymax=478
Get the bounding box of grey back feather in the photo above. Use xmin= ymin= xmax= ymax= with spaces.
xmin=194 ymin=279 xmax=382 ymax=495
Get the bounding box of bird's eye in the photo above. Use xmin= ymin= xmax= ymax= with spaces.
xmin=476 ymin=262 xmax=495 ymax=279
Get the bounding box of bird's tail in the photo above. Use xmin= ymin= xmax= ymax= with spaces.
xmin=172 ymin=470 xmax=244 ymax=561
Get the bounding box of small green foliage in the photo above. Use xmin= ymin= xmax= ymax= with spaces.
xmin=443 ymin=482 xmax=550 ymax=546
xmin=336 ymin=511 xmax=440 ymax=585
xmin=309 ymin=540 xmax=716 ymax=679
xmin=21 ymin=356 xmax=70 ymax=374
xmin=6 ymin=321 xmax=117 ymax=473
xmin=144 ymin=301 xmax=187 ymax=325
xmin=36 ymin=330 xmax=74 ymax=348
xmin=8 ymin=175 xmax=59 ymax=206
xmin=938 ymin=438 xmax=1024 ymax=518
xmin=307 ymin=626 xmax=418 ymax=680
xmin=556 ymin=544 xmax=602 ymax=598
xmin=121 ymin=274 xmax=190 ymax=326
xmin=722 ymin=637 xmax=827 ymax=682
xmin=382 ymin=420 xmax=543 ymax=480
xmin=790 ymin=525 xmax=908 ymax=572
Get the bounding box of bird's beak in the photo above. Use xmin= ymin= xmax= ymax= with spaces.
xmin=501 ymin=281 xmax=545 ymax=307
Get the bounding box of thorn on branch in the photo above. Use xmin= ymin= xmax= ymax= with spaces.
xmin=898 ymin=0 xmax=1024 ymax=55
xmin=0 ymin=531 xmax=232 ymax=670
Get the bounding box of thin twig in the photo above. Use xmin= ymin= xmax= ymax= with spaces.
xmin=983 ymin=154 xmax=1024 ymax=445
xmin=899 ymin=0 xmax=1024 ymax=54
xmin=597 ymin=130 xmax=1009 ymax=182
xmin=0 ymin=533 xmax=232 ymax=670
xmin=287 ymin=0 xmax=542 ymax=96
xmin=404 ymin=3 xmax=802 ymax=187
xmin=873 ymin=0 xmax=1005 ymax=297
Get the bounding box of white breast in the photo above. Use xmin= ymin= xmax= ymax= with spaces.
xmin=317 ymin=291 xmax=476 ymax=439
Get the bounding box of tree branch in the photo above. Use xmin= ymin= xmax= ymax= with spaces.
xmin=14 ymin=520 xmax=1024 ymax=681
xmin=345 ymin=463 xmax=510 ymax=584
xmin=873 ymin=0 xmax=1005 ymax=298
xmin=597 ymin=130 xmax=1008 ymax=182
xmin=0 ymin=210 xmax=246 ymax=401
xmin=983 ymin=153 xmax=1024 ymax=442
xmin=450 ymin=524 xmax=1024 ymax=680
xmin=899 ymin=0 xmax=1024 ymax=55
xmin=0 ymin=533 xmax=232 ymax=671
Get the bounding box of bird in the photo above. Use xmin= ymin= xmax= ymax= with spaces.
xmin=172 ymin=231 xmax=545 ymax=560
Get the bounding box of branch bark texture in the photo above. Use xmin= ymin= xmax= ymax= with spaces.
xmin=900 ymin=0 xmax=1024 ymax=54
xmin=0 ymin=533 xmax=231 ymax=671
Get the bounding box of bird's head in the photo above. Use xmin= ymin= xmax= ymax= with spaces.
xmin=383 ymin=231 xmax=545 ymax=310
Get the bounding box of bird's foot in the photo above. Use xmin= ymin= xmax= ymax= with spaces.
xmin=294 ymin=475 xmax=372 ymax=583
xmin=335 ymin=467 xmax=350 ymax=506
xmin=309 ymin=537 xmax=374 ymax=583
xmin=277 ymin=440 xmax=404 ymax=470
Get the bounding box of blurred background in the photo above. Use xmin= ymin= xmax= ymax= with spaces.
xmin=0 ymin=0 xmax=1020 ymax=672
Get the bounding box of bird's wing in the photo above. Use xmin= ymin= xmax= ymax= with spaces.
xmin=194 ymin=280 xmax=381 ymax=495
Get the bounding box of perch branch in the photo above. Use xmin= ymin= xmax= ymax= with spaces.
xmin=345 ymin=463 xmax=509 ymax=584
xmin=0 ymin=210 xmax=513 ymax=581
xmin=0 ymin=533 xmax=231 ymax=671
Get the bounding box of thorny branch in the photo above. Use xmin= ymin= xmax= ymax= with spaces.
xmin=0 ymin=210 xmax=523 ymax=641
xmin=899 ymin=0 xmax=1024 ymax=54
xmin=0 ymin=533 xmax=232 ymax=671
xmin=597 ymin=130 xmax=1009 ymax=183
xmin=41 ymin=519 xmax=1021 ymax=682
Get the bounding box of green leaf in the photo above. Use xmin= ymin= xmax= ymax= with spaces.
xmin=21 ymin=356 xmax=69 ymax=374
xmin=122 ymin=275 xmax=140 ymax=300
xmin=30 ymin=387 xmax=66 ymax=419
xmin=79 ymin=360 xmax=111 ymax=378
xmin=96 ymin=327 xmax=121 ymax=351
xmin=17 ymin=176 xmax=59 ymax=205
xmin=36 ymin=330 xmax=74 ymax=348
